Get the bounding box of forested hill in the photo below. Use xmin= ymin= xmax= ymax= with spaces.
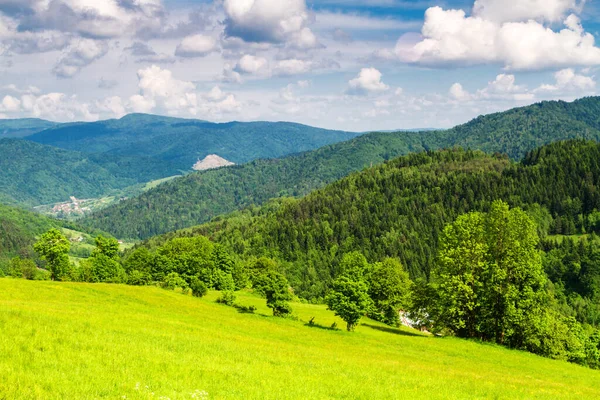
xmin=0 ymin=202 xmax=62 ymax=262
xmin=432 ymin=97 xmax=600 ymax=159
xmin=25 ymin=114 xmax=362 ymax=170
xmin=81 ymin=131 xmax=431 ymax=239
xmin=0 ymin=139 xmax=180 ymax=206
xmin=0 ymin=118 xmax=57 ymax=138
xmin=83 ymin=97 xmax=600 ymax=240
xmin=136 ymin=140 xmax=600 ymax=300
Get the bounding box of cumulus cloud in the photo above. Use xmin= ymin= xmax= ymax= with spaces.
xmin=175 ymin=34 xmax=218 ymax=58
xmin=234 ymin=54 xmax=269 ymax=75
xmin=396 ymin=2 xmax=600 ymax=70
xmin=537 ymin=68 xmax=596 ymax=92
xmin=130 ymin=65 xmax=198 ymax=114
xmin=223 ymin=0 xmax=320 ymax=49
xmin=450 ymin=74 xmax=534 ymax=102
xmin=472 ymin=0 xmax=582 ymax=23
xmin=127 ymin=65 xmax=243 ymax=118
xmin=52 ymin=38 xmax=108 ymax=78
xmin=0 ymin=87 xmax=99 ymax=121
xmin=347 ymin=68 xmax=389 ymax=95
xmin=0 ymin=0 xmax=165 ymax=39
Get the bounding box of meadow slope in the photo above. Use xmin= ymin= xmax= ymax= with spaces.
xmin=1 ymin=280 xmax=599 ymax=399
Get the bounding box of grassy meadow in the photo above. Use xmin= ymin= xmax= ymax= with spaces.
xmin=1 ymin=279 xmax=599 ymax=399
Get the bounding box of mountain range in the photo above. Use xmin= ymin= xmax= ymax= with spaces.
xmin=82 ymin=97 xmax=600 ymax=239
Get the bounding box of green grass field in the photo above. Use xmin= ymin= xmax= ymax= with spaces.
xmin=1 ymin=280 xmax=599 ymax=399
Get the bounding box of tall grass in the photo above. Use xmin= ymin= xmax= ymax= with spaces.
xmin=0 ymin=280 xmax=598 ymax=399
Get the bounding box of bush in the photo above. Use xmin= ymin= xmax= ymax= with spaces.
xmin=213 ymin=269 xmax=235 ymax=291
xmin=190 ymin=278 xmax=208 ymax=298
xmin=216 ymin=291 xmax=236 ymax=306
xmin=161 ymin=272 xmax=189 ymax=291
xmin=8 ymin=257 xmax=45 ymax=281
xmin=128 ymin=270 xmax=151 ymax=286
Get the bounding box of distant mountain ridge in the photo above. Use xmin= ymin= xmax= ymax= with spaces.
xmin=0 ymin=139 xmax=181 ymax=206
xmin=24 ymin=114 xmax=362 ymax=170
xmin=0 ymin=118 xmax=58 ymax=138
xmin=81 ymin=97 xmax=600 ymax=239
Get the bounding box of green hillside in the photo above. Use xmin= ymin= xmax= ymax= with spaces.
xmin=82 ymin=97 xmax=600 ymax=240
xmin=136 ymin=140 xmax=600 ymax=301
xmin=0 ymin=118 xmax=58 ymax=138
xmin=81 ymin=131 xmax=430 ymax=239
xmin=431 ymin=97 xmax=600 ymax=159
xmin=0 ymin=202 xmax=59 ymax=261
xmin=0 ymin=202 xmax=101 ymax=269
xmin=1 ymin=280 xmax=598 ymax=399
xmin=26 ymin=114 xmax=362 ymax=170
xmin=0 ymin=139 xmax=180 ymax=206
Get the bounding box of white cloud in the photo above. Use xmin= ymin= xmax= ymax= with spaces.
xmin=450 ymin=74 xmax=535 ymax=102
xmin=53 ymin=38 xmax=109 ymax=78
xmin=97 ymin=96 xmax=126 ymax=118
xmin=274 ymin=59 xmax=311 ymax=75
xmin=449 ymin=83 xmax=471 ymax=101
xmin=537 ymin=68 xmax=596 ymax=92
xmin=1 ymin=95 xmax=21 ymax=112
xmin=126 ymin=66 xmax=243 ymax=119
xmin=234 ymin=54 xmax=269 ymax=75
xmin=20 ymin=92 xmax=98 ymax=121
xmin=347 ymin=68 xmax=389 ymax=95
xmin=396 ymin=3 xmax=600 ymax=70
xmin=221 ymin=63 xmax=243 ymax=83
xmin=0 ymin=0 xmax=165 ymax=39
xmin=472 ymin=0 xmax=582 ymax=23
xmin=131 ymin=65 xmax=198 ymax=114
xmin=175 ymin=34 xmax=218 ymax=58
xmin=223 ymin=0 xmax=320 ymax=49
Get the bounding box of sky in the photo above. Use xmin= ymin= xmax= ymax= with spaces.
xmin=0 ymin=0 xmax=599 ymax=131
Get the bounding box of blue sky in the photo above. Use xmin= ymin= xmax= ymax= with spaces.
xmin=0 ymin=0 xmax=598 ymax=131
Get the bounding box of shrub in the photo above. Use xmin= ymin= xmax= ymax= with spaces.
xmin=161 ymin=272 xmax=189 ymax=291
xmin=216 ymin=291 xmax=236 ymax=306
xmin=190 ymin=278 xmax=208 ymax=298
xmin=213 ymin=269 xmax=235 ymax=291
xmin=128 ymin=270 xmax=151 ymax=286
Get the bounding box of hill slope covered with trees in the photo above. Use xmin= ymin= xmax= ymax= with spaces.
xmin=0 ymin=139 xmax=180 ymax=206
xmin=0 ymin=118 xmax=58 ymax=138
xmin=84 ymin=97 xmax=600 ymax=239
xmin=139 ymin=140 xmax=600 ymax=303
xmin=26 ymin=114 xmax=362 ymax=170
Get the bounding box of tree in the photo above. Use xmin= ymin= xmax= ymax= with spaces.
xmin=326 ymin=276 xmax=372 ymax=331
xmin=34 ymin=229 xmax=70 ymax=281
xmin=262 ymin=271 xmax=293 ymax=317
xmin=88 ymin=236 xmax=125 ymax=283
xmin=369 ymin=258 xmax=412 ymax=326
xmin=431 ymin=201 xmax=547 ymax=348
xmin=326 ymin=252 xmax=373 ymax=331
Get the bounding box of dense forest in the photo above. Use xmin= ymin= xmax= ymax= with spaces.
xmin=81 ymin=131 xmax=432 ymax=238
xmin=0 ymin=139 xmax=181 ymax=206
xmin=0 ymin=118 xmax=57 ymax=138
xmin=134 ymin=141 xmax=600 ymax=303
xmin=26 ymin=114 xmax=362 ymax=169
xmin=82 ymin=97 xmax=600 ymax=239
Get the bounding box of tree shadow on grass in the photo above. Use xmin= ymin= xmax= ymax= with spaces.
xmin=304 ymin=322 xmax=341 ymax=331
xmin=361 ymin=323 xmax=427 ymax=338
